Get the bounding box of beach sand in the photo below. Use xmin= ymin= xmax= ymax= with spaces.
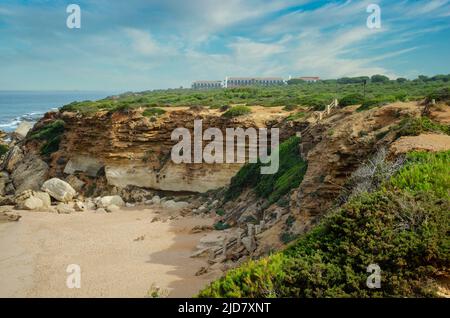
xmin=0 ymin=207 xmax=220 ymax=298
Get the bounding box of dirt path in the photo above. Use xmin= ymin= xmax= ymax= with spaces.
xmin=0 ymin=207 xmax=220 ymax=298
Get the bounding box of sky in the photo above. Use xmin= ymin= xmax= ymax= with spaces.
xmin=0 ymin=0 xmax=449 ymax=91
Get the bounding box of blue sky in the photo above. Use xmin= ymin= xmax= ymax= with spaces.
xmin=0 ymin=0 xmax=449 ymax=91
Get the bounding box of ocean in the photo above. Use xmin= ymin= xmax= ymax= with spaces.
xmin=0 ymin=91 xmax=114 ymax=132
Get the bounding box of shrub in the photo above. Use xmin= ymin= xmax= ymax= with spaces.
xmin=426 ymin=87 xmax=450 ymax=104
xmin=340 ymin=93 xmax=365 ymax=107
xmin=286 ymin=112 xmax=306 ymax=121
xmin=214 ymin=221 xmax=231 ymax=231
xmin=143 ymin=107 xmax=166 ymax=117
xmin=356 ymin=98 xmax=393 ymax=112
xmin=29 ymin=120 xmax=65 ymax=156
xmin=199 ymin=151 xmax=450 ymax=298
xmin=224 ymin=136 xmax=307 ymax=204
xmin=395 ymin=116 xmax=450 ymax=137
xmin=222 ymin=106 xmax=252 ymax=118
xmin=0 ymin=144 xmax=8 ymax=157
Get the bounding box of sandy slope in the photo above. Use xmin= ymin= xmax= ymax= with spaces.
xmin=0 ymin=207 xmax=220 ymax=298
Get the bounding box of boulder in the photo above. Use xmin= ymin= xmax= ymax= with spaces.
xmin=41 ymin=178 xmax=77 ymax=202
xmin=15 ymin=190 xmax=51 ymax=211
xmin=0 ymin=171 xmax=8 ymax=196
xmin=12 ymin=154 xmax=48 ymax=194
xmin=73 ymin=200 xmax=85 ymax=212
xmin=96 ymin=195 xmax=125 ymax=208
xmin=161 ymin=200 xmax=189 ymax=210
xmin=65 ymin=175 xmax=85 ymax=192
xmin=151 ymin=195 xmax=161 ymax=205
xmin=105 ymin=204 xmax=120 ymax=213
xmin=3 ymin=146 xmax=24 ymax=173
xmin=55 ymin=203 xmax=74 ymax=214
xmin=13 ymin=121 xmax=33 ymax=140
xmin=64 ymin=155 xmax=103 ymax=177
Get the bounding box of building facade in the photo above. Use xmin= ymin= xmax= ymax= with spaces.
xmin=224 ymin=77 xmax=285 ymax=88
xmin=296 ymin=76 xmax=320 ymax=83
xmin=191 ymin=80 xmax=223 ymax=89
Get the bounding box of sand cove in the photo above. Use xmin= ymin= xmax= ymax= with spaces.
xmin=0 ymin=207 xmax=220 ymax=297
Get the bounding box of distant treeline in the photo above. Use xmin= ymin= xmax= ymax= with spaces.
xmin=287 ymin=74 xmax=450 ymax=85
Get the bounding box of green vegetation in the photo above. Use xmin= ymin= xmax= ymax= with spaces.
xmin=57 ymin=78 xmax=450 ymax=114
xmin=225 ymin=136 xmax=307 ymax=204
xmin=199 ymin=151 xmax=450 ymax=298
xmin=396 ymin=116 xmax=450 ymax=137
xmin=28 ymin=120 xmax=65 ymax=156
xmin=0 ymin=144 xmax=8 ymax=157
xmin=222 ymin=105 xmax=252 ymax=118
xmin=214 ymin=221 xmax=231 ymax=231
xmin=143 ymin=107 xmax=166 ymax=117
xmin=286 ymin=111 xmax=306 ymax=121
xmin=339 ymin=93 xmax=365 ymax=107
xmin=356 ymin=98 xmax=394 ymax=112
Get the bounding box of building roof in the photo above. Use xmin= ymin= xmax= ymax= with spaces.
xmin=227 ymin=77 xmax=284 ymax=81
xmin=297 ymin=76 xmax=320 ymax=80
xmin=192 ymin=80 xmax=223 ymax=84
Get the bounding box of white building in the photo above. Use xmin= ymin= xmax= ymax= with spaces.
xmin=224 ymin=77 xmax=285 ymax=88
xmin=191 ymin=80 xmax=223 ymax=90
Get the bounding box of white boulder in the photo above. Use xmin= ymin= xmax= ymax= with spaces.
xmin=41 ymin=178 xmax=77 ymax=202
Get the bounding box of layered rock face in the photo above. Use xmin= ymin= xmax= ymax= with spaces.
xmin=32 ymin=108 xmax=278 ymax=193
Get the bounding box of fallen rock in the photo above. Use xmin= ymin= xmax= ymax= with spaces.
xmin=65 ymin=175 xmax=85 ymax=192
xmin=96 ymin=195 xmax=125 ymax=208
xmin=162 ymin=200 xmax=189 ymax=210
xmin=94 ymin=208 xmax=107 ymax=213
xmin=73 ymin=200 xmax=85 ymax=212
xmin=63 ymin=155 xmax=103 ymax=177
xmin=13 ymin=121 xmax=33 ymax=140
xmin=195 ymin=267 xmax=208 ymax=276
xmin=55 ymin=203 xmax=74 ymax=214
xmin=41 ymin=178 xmax=76 ymax=202
xmin=15 ymin=190 xmax=51 ymax=211
xmin=3 ymin=146 xmax=24 ymax=173
xmin=151 ymin=217 xmax=161 ymax=223
xmin=105 ymin=204 xmax=120 ymax=212
xmin=151 ymin=195 xmax=161 ymax=205
xmin=12 ymin=154 xmax=48 ymax=194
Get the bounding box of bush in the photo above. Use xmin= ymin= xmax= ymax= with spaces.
xmin=224 ymin=136 xmax=307 ymax=204
xmin=426 ymin=87 xmax=450 ymax=104
xmin=396 ymin=116 xmax=450 ymax=137
xmin=199 ymin=151 xmax=450 ymax=298
xmin=214 ymin=221 xmax=231 ymax=231
xmin=0 ymin=144 xmax=8 ymax=157
xmin=29 ymin=120 xmax=65 ymax=156
xmin=340 ymin=93 xmax=365 ymax=107
xmin=222 ymin=106 xmax=252 ymax=118
xmin=143 ymin=107 xmax=166 ymax=117
xmin=356 ymin=98 xmax=393 ymax=112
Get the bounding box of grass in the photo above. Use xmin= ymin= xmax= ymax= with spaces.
xmin=224 ymin=136 xmax=307 ymax=204
xmin=28 ymin=120 xmax=65 ymax=156
xmin=57 ymin=80 xmax=450 ymax=114
xmin=222 ymin=105 xmax=252 ymax=118
xmin=199 ymin=151 xmax=450 ymax=298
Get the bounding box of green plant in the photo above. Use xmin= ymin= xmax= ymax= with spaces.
xmin=199 ymin=151 xmax=450 ymax=298
xmin=216 ymin=209 xmax=225 ymax=216
xmin=29 ymin=120 xmax=65 ymax=156
xmin=340 ymin=93 xmax=365 ymax=107
xmin=143 ymin=107 xmax=166 ymax=117
xmin=0 ymin=144 xmax=8 ymax=157
xmin=224 ymin=136 xmax=307 ymax=204
xmin=222 ymin=105 xmax=252 ymax=118
xmin=214 ymin=221 xmax=231 ymax=231
xmin=395 ymin=116 xmax=450 ymax=137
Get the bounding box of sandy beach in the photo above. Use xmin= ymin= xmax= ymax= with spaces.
xmin=0 ymin=207 xmax=220 ymax=298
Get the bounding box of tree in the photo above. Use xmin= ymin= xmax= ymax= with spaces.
xmin=396 ymin=78 xmax=408 ymax=83
xmin=371 ymin=74 xmax=390 ymax=83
